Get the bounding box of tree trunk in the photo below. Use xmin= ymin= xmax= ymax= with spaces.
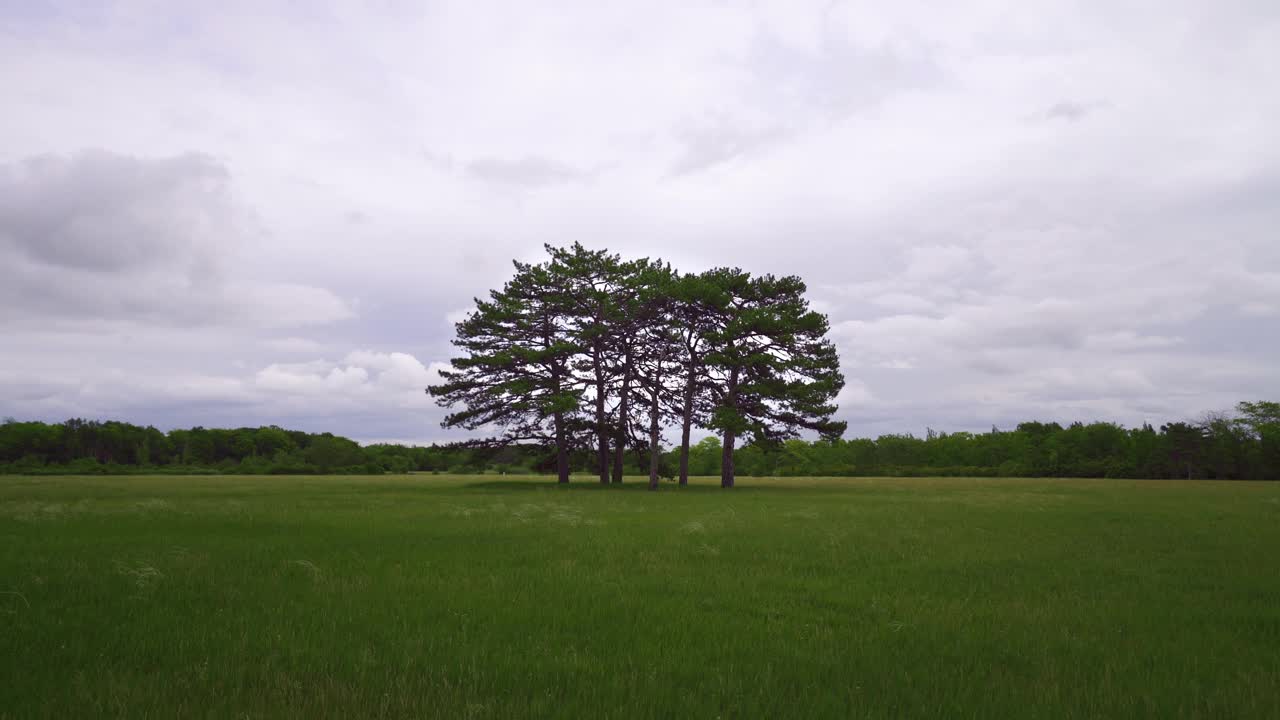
xmin=648 ymin=381 xmax=662 ymax=490
xmin=554 ymin=410 xmax=569 ymax=484
xmin=549 ymin=353 xmax=570 ymax=484
xmin=721 ymin=429 xmax=736 ymax=488
xmin=721 ymin=367 xmax=739 ymax=489
xmin=594 ymin=343 xmax=609 ymax=484
xmin=611 ymin=353 xmax=633 ymax=484
xmin=678 ymin=370 xmax=695 ymax=486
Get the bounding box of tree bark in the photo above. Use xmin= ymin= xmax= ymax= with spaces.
xmin=720 ymin=428 xmax=736 ymax=488
xmin=648 ymin=380 xmax=662 ymax=490
xmin=554 ymin=410 xmax=569 ymax=484
xmin=611 ymin=351 xmax=633 ymax=484
xmin=547 ymin=344 xmax=570 ymax=484
xmin=593 ymin=342 xmax=609 ymax=484
xmin=721 ymin=367 xmax=739 ymax=488
xmin=678 ymin=368 xmax=695 ymax=486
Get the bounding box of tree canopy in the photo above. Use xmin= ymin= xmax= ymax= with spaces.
xmin=427 ymin=245 xmax=847 ymax=488
xmin=427 ymin=259 xmax=583 ymax=482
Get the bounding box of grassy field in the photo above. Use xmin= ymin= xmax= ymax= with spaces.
xmin=1 ymin=474 xmax=1278 ymax=718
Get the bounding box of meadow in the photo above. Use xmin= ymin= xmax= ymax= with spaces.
xmin=1 ymin=474 xmax=1278 ymax=718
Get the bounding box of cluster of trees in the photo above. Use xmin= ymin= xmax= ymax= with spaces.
xmin=678 ymin=403 xmax=1280 ymax=480
xmin=427 ymin=244 xmax=846 ymax=489
xmin=0 ymin=417 xmax=658 ymax=476
xmin=0 ymin=417 xmax=559 ymax=476
xmin=1 ymin=401 xmax=1276 ymax=479
xmin=0 ymin=419 xmax=403 ymax=475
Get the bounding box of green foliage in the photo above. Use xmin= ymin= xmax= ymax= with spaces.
xmin=696 ymin=269 xmax=846 ymax=486
xmin=429 ymin=254 xmax=585 ymax=482
xmin=430 ymin=246 xmax=847 ymax=488
xmin=685 ymin=436 xmax=723 ymax=476
xmin=0 ymin=420 xmax=429 ymax=476
xmin=3 ymin=404 xmax=1280 ymax=478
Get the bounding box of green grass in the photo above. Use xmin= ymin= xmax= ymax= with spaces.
xmin=2 ymin=474 xmax=1278 ymax=718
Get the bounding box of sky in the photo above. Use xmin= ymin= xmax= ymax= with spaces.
xmin=1 ymin=0 xmax=1278 ymax=444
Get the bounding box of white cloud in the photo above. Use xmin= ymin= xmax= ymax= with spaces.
xmin=0 ymin=338 xmax=448 ymax=441
xmin=262 ymin=337 xmax=325 ymax=354
xmin=0 ymin=1 xmax=1277 ymax=440
xmin=255 ymin=362 xmax=370 ymax=395
xmin=342 ymin=350 xmax=448 ymax=390
xmin=250 ymin=350 xmax=447 ymax=416
xmin=237 ymin=283 xmax=353 ymax=328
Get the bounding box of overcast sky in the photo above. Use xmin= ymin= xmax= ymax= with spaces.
xmin=2 ymin=1 xmax=1278 ymax=444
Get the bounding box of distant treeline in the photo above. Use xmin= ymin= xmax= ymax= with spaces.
xmin=2 ymin=402 xmax=1277 ymax=479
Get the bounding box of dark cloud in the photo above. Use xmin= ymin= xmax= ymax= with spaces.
xmin=464 ymin=155 xmax=592 ymax=187
xmin=744 ymin=23 xmax=943 ymax=118
xmin=421 ymin=149 xmax=456 ymax=173
xmin=1041 ymin=100 xmax=1109 ymax=122
xmin=0 ymin=151 xmax=351 ymax=329
xmin=0 ymin=150 xmax=231 ymax=274
xmin=668 ymin=119 xmax=789 ymax=176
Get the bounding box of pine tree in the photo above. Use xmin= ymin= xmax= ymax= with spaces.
xmin=701 ymin=270 xmax=846 ymax=487
xmin=626 ymin=262 xmax=682 ymax=489
xmin=667 ymin=271 xmax=722 ymax=485
xmin=427 ymin=260 xmax=581 ymax=482
xmin=544 ymin=243 xmax=631 ymax=484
